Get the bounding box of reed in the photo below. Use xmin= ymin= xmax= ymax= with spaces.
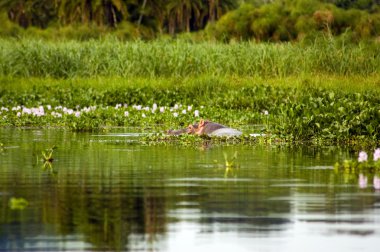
xmin=0 ymin=37 xmax=379 ymax=78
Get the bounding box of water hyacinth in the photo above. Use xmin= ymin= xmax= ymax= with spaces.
xmin=133 ymin=105 xmax=142 ymax=110
xmin=51 ymin=112 xmax=62 ymax=118
xmin=0 ymin=102 xmax=205 ymax=130
xmin=358 ymin=151 xmax=368 ymax=163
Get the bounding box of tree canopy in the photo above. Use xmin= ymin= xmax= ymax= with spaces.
xmin=1 ymin=0 xmax=379 ymax=41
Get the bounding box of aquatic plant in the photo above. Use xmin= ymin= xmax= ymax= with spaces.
xmin=223 ymin=151 xmax=239 ymax=169
xmin=1 ymin=73 xmax=380 ymax=143
xmin=9 ymin=197 xmax=29 ymax=210
xmin=334 ymin=149 xmax=380 ymax=174
xmin=41 ymin=146 xmax=57 ymax=163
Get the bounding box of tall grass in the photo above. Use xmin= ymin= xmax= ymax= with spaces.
xmin=0 ymin=37 xmax=379 ymax=78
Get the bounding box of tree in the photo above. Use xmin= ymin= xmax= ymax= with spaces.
xmin=0 ymin=0 xmax=57 ymax=28
xmin=57 ymin=0 xmax=130 ymax=27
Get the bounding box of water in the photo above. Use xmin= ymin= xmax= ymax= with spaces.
xmin=1 ymin=128 xmax=380 ymax=252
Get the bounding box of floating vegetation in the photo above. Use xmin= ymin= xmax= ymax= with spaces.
xmin=42 ymin=146 xmax=57 ymax=162
xmin=334 ymin=148 xmax=380 ymax=174
xmin=223 ymin=151 xmax=239 ymax=169
xmin=1 ymin=77 xmax=380 ymax=144
xmin=334 ymin=149 xmax=380 ymax=189
xmin=9 ymin=197 xmax=29 ymax=210
xmin=39 ymin=146 xmax=58 ymax=174
xmin=140 ymin=133 xmax=279 ymax=147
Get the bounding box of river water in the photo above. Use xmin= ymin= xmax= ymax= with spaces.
xmin=0 ymin=128 xmax=379 ymax=252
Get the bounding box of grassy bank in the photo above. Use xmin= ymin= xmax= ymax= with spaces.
xmin=1 ymin=75 xmax=380 ymax=143
xmin=0 ymin=37 xmax=380 ymax=78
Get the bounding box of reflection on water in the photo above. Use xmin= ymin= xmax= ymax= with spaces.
xmin=0 ymin=128 xmax=380 ymax=252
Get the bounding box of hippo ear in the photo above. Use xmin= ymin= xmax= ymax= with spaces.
xmin=199 ymin=119 xmax=205 ymax=127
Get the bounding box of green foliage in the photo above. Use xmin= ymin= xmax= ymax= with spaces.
xmin=0 ymin=37 xmax=379 ymax=79
xmin=1 ymin=75 xmax=380 ymax=143
xmin=334 ymin=149 xmax=380 ymax=180
xmin=9 ymin=197 xmax=29 ymax=210
xmin=210 ymin=0 xmax=380 ymax=41
xmin=0 ymin=0 xmax=238 ymax=37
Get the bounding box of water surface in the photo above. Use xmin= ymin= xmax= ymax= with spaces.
xmin=1 ymin=128 xmax=379 ymax=252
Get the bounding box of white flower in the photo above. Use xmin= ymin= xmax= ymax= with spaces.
xmin=63 ymin=108 xmax=74 ymax=115
xmin=263 ymin=110 xmax=269 ymax=115
xmin=152 ymin=103 xmax=157 ymax=111
xmin=115 ymin=104 xmax=122 ymax=109
xmin=174 ymin=104 xmax=179 ymax=110
xmin=160 ymin=107 xmax=165 ymax=113
xmin=194 ymin=110 xmax=199 ymax=117
xmin=142 ymin=113 xmax=146 ymax=118
xmin=358 ymin=151 xmax=368 ymax=163
xmin=124 ymin=111 xmax=129 ymax=117
xmin=22 ymin=107 xmax=31 ymax=115
xmin=182 ymin=109 xmax=187 ymax=114
xmin=17 ymin=112 xmax=21 ymax=117
xmin=47 ymin=105 xmax=51 ymax=110
xmin=187 ymin=105 xmax=192 ymax=111
xmin=173 ymin=112 xmax=178 ymax=117
xmin=51 ymin=112 xmax=62 ymax=118
xmin=75 ymin=112 xmax=81 ymax=117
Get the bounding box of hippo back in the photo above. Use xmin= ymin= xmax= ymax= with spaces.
xmin=209 ymin=128 xmax=242 ymax=137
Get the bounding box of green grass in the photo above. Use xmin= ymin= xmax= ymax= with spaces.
xmin=0 ymin=37 xmax=379 ymax=78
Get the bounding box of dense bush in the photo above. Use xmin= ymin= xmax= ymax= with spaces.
xmin=209 ymin=0 xmax=380 ymax=41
